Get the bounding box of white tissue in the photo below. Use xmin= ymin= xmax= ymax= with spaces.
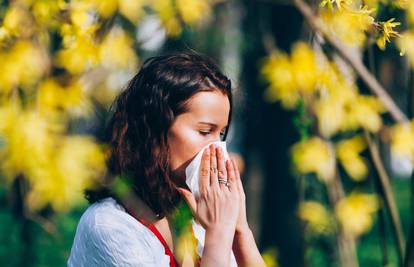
xmin=185 ymin=141 xmax=230 ymax=199
xmin=184 ymin=140 xmax=238 ymax=267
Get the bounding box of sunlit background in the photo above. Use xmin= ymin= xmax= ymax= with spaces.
xmin=1 ymin=0 xmax=414 ymax=266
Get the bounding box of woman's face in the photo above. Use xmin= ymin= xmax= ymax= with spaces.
xmin=167 ymin=90 xmax=230 ymax=186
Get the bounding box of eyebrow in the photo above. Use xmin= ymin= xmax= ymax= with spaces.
xmin=198 ymin=122 xmax=229 ymax=129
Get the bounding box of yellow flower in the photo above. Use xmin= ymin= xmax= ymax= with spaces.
xmin=3 ymin=5 xmax=35 ymax=38
xmin=335 ymin=192 xmax=379 ymax=237
xmin=314 ymin=97 xmax=346 ymax=138
xmin=36 ymin=78 xmax=84 ymax=113
xmin=152 ymin=0 xmax=182 ymax=37
xmin=390 ymin=121 xmax=414 ymax=160
xmin=299 ymin=201 xmax=334 ymax=235
xmin=69 ymin=1 xmax=97 ymax=30
xmin=0 ymin=99 xmax=105 ymax=212
xmin=176 ymin=0 xmax=212 ymax=25
xmin=291 ymin=42 xmax=319 ymax=95
xmin=398 ymin=31 xmax=414 ymax=67
xmin=87 ymin=0 xmax=118 ymax=18
xmin=27 ymin=136 xmax=107 ymax=211
xmin=316 ymin=63 xmax=363 ymax=137
xmin=392 ymin=0 xmax=408 ymax=9
xmin=376 ymin=18 xmax=401 ymax=50
xmin=291 ymin=137 xmax=336 ymax=182
xmin=0 ymin=40 xmax=49 ymax=93
xmin=175 ymin=230 xmax=197 ymax=266
xmin=31 ymin=0 xmax=63 ymax=30
xmin=320 ymin=5 xmax=375 ymax=47
xmin=408 ymin=1 xmax=414 ymax=25
xmin=72 ymin=0 xmax=147 ymax=23
xmin=99 ymin=27 xmax=138 ymax=70
xmin=261 ymin=247 xmax=278 ymax=267
xmin=56 ymin=34 xmax=98 ymax=74
xmin=320 ymin=0 xmax=351 ymax=10
xmin=118 ymin=0 xmax=147 ymax=24
xmin=336 ymin=135 xmax=368 ymax=181
xmin=261 ymin=42 xmax=319 ymax=109
xmin=363 ymin=0 xmax=381 ymax=9
xmin=0 ymin=104 xmax=65 ymax=182
xmin=343 ymin=95 xmax=385 ymax=133
xmin=261 ymin=52 xmax=298 ymax=109
xmin=151 ymin=0 xmax=222 ymax=36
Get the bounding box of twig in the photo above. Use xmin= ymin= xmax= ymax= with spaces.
xmin=404 ymin=68 xmax=414 ymax=267
xmin=364 ymin=130 xmax=405 ymax=265
xmin=326 ymin=171 xmax=359 ymax=267
xmin=366 ymin=43 xmax=395 ymax=266
xmin=291 ymin=0 xmax=408 ymax=123
xmin=405 ymin=172 xmax=414 ymax=267
xmin=378 ymin=205 xmax=390 ymax=266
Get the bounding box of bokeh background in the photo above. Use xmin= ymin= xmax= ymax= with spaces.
xmin=1 ymin=0 xmax=414 ymax=266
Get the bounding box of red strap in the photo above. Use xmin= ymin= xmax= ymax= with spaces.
xmin=147 ymin=223 xmax=180 ymax=267
xmin=137 ymin=218 xmax=180 ymax=267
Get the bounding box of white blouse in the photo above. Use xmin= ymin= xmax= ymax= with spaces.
xmin=67 ymin=197 xmax=171 ymax=267
xmin=67 ymin=197 xmax=238 ymax=267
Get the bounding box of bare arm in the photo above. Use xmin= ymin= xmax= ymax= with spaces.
xmin=229 ymin=158 xmax=266 ymax=267
xmin=232 ymin=227 xmax=266 ymax=267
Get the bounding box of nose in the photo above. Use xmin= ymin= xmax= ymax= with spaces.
xmin=203 ymin=136 xmax=221 ymax=148
xmin=210 ymin=136 xmax=221 ymax=147
xmin=212 ymin=133 xmax=222 ymax=143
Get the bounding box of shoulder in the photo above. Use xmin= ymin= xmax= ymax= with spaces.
xmin=68 ymin=197 xmax=170 ymax=267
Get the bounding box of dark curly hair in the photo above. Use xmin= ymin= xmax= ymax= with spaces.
xmin=85 ymin=52 xmax=233 ymax=218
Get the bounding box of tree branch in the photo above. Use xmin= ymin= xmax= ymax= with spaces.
xmin=364 ymin=130 xmax=405 ymax=266
xmin=326 ymin=172 xmax=359 ymax=267
xmin=291 ymin=0 xmax=408 ymax=123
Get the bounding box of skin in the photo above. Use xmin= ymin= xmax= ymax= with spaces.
xmin=167 ymin=90 xmax=230 ymax=186
xmin=125 ymin=90 xmax=266 ymax=267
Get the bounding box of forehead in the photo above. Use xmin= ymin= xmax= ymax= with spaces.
xmin=184 ymin=90 xmax=230 ymax=124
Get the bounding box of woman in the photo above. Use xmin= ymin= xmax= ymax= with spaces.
xmin=68 ymin=52 xmax=266 ymax=267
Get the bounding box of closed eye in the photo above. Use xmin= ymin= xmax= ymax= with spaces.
xmin=199 ymin=130 xmax=226 ymax=136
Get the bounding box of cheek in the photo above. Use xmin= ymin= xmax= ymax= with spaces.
xmin=168 ymin=129 xmax=208 ymax=169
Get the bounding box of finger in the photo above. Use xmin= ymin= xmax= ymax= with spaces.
xmin=231 ymin=158 xmax=243 ymax=193
xmin=177 ymin=187 xmax=197 ymax=215
xmin=210 ymin=144 xmax=219 ymax=188
xmin=199 ymin=147 xmax=211 ymax=194
xmin=216 ymin=146 xmax=227 ymax=189
xmin=232 ymin=158 xmax=242 ymax=182
xmin=225 ymin=159 xmax=235 ymax=192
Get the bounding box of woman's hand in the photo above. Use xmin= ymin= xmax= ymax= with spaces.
xmin=177 ymin=144 xmax=240 ymax=233
xmin=177 ymin=144 xmax=240 ymax=266
xmin=228 ymin=156 xmax=250 ymax=234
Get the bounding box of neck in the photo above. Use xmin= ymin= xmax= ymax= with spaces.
xmin=120 ymin=192 xmax=177 ymax=253
xmin=120 ymin=190 xmax=162 ymax=225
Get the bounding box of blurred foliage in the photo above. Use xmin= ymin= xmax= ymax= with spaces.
xmin=0 ymin=0 xmax=232 ymax=266
xmin=0 ymin=0 xmax=224 ymax=214
xmin=260 ymin=0 xmax=414 ymax=266
xmin=1 ymin=0 xmax=414 ymax=266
